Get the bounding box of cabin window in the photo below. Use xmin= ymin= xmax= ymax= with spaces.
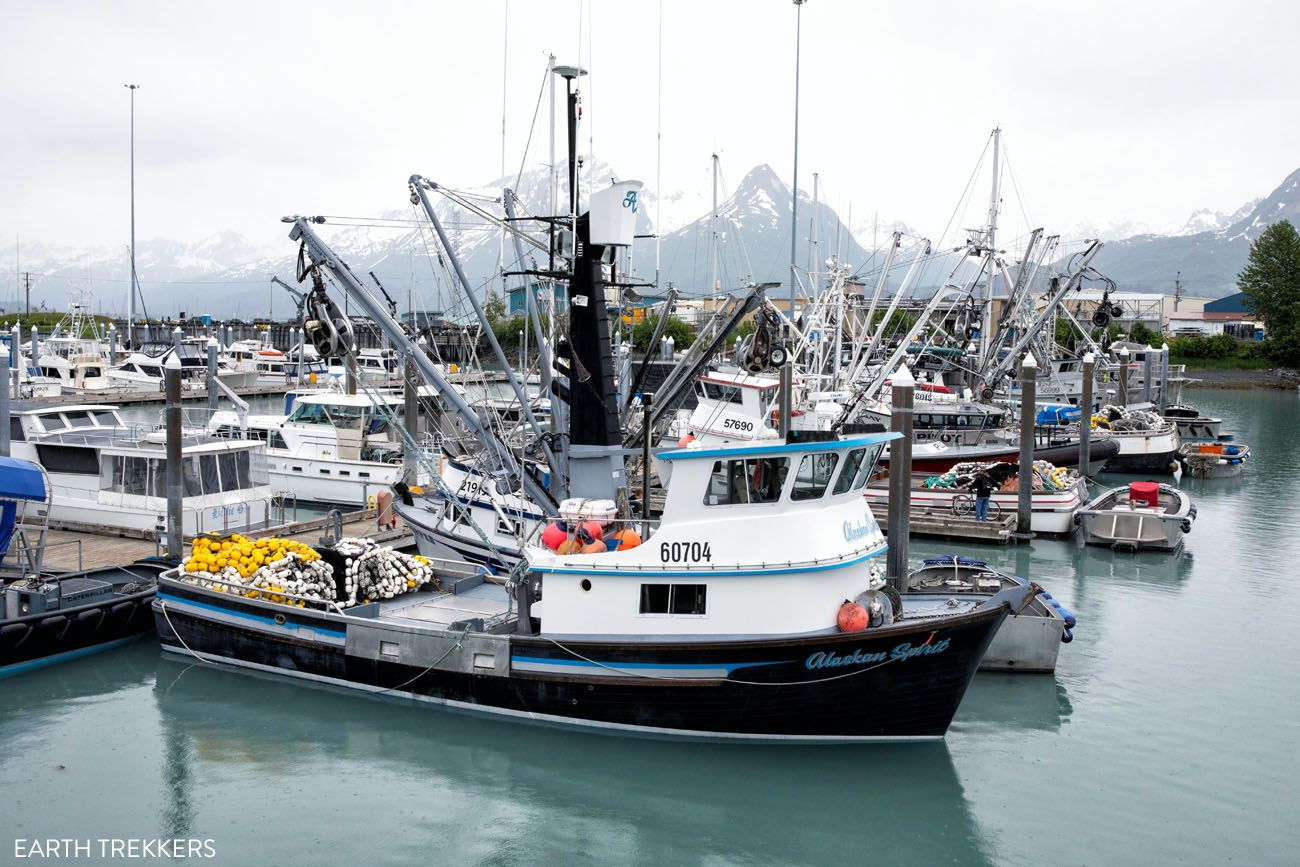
xmin=61 ymin=410 xmax=94 ymax=428
xmin=121 ymin=363 xmax=137 ymax=373
xmin=268 ymin=431 xmax=287 ymax=450
xmin=833 ymin=449 xmax=867 ymax=495
xmin=93 ymin=411 xmax=118 ymax=427
xmin=701 ymin=382 xmax=743 ymax=404
xmin=495 ymin=515 xmax=520 ymax=538
xmin=35 ymin=444 xmax=100 ymax=475
xmin=10 ymin=418 xmax=24 ymax=442
xmin=790 ymin=453 xmax=839 ymax=501
xmin=853 ymin=445 xmax=884 ymax=490
xmin=638 ymin=583 xmax=707 ymax=616
xmin=702 ymin=457 xmax=789 ymax=506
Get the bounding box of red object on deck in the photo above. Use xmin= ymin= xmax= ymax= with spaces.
xmin=1129 ymin=481 xmax=1160 ymax=508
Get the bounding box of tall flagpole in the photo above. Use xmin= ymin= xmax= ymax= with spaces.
xmin=125 ymin=83 xmax=140 ymax=343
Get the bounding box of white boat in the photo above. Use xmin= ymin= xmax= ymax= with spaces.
xmin=35 ymin=335 xmax=112 ymax=392
xmin=906 ymin=555 xmax=1074 ymax=672
xmin=208 ymin=391 xmax=430 ymax=507
xmin=227 ymin=339 xmax=328 ymax=385
xmin=8 ymin=402 xmax=273 ymax=537
xmin=864 ymin=462 xmax=1086 ymax=536
xmin=1093 ymin=407 xmax=1181 ymax=474
xmin=1177 ymin=441 xmax=1250 ymax=478
xmin=1076 ymin=481 xmax=1195 ymax=551
xmin=108 ymin=341 xmax=259 ymax=391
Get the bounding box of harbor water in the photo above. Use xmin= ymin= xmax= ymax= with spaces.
xmin=3 ymin=387 xmax=1297 ymax=865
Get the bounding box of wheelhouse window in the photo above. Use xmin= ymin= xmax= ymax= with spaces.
xmin=639 ymin=583 xmax=707 ymax=616
xmin=93 ymin=411 xmax=118 ymax=427
xmin=700 ymin=381 xmax=743 ymax=404
xmin=790 ymin=452 xmax=839 ymax=501
xmin=833 ymin=449 xmax=867 ymax=495
xmin=702 ymin=457 xmax=789 ymax=505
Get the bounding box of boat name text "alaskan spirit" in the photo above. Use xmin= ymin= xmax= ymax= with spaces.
xmin=842 ymin=515 xmax=872 ymax=542
xmin=805 ymin=639 xmax=952 ymax=670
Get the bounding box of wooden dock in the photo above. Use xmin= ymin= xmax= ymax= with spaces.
xmin=33 ymin=509 xmax=414 ymax=572
xmin=36 ymin=383 xmax=293 ymax=406
xmin=868 ymin=502 xmax=1017 ymax=545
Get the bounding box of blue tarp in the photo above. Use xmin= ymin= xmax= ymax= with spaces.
xmin=1036 ymin=405 xmax=1082 ymax=426
xmin=0 ymin=456 xmax=47 ymax=502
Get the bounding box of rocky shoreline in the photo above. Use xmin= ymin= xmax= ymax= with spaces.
xmin=1185 ymin=368 xmax=1300 ymax=389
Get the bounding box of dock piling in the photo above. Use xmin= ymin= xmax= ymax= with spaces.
xmin=1015 ymin=353 xmax=1037 ymax=540
xmin=1118 ymin=345 xmax=1130 ymax=407
xmin=1079 ymin=352 xmax=1095 ymax=475
xmin=886 ymin=364 xmax=914 ymax=589
xmin=164 ymin=353 xmax=184 ymax=560
xmin=206 ymin=338 xmax=219 ymax=410
xmin=1142 ymin=346 xmax=1154 ymax=404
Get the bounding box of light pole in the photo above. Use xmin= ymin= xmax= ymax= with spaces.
xmin=789 ymin=0 xmax=806 ymax=318
xmin=125 ymin=83 xmax=140 ymax=344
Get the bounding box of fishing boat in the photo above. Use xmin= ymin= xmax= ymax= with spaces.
xmin=864 ymin=460 xmax=1086 ymax=536
xmin=1163 ymin=402 xmax=1223 ymax=440
xmin=906 ymin=555 xmax=1074 ymax=672
xmin=1177 ymin=441 xmax=1250 ymax=478
xmin=155 ymin=430 xmax=1036 ymax=742
xmin=1075 ymin=481 xmax=1195 ymax=551
xmin=1093 ymin=407 xmax=1181 ymax=474
xmin=0 ymin=456 xmax=167 ymax=677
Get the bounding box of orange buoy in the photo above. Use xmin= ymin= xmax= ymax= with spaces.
xmin=581 ymin=520 xmax=605 ymax=539
xmin=556 ymin=538 xmax=583 ymax=555
xmin=612 ymin=528 xmax=642 ymax=550
xmin=677 ymin=433 xmax=695 ymax=448
xmin=581 ymin=538 xmax=607 ymax=554
xmin=541 ymin=523 xmax=567 ymax=551
xmin=837 ymin=600 xmax=870 ymax=633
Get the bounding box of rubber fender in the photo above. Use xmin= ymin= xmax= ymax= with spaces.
xmin=1061 ymin=628 xmax=1074 ymax=644
xmin=0 ymin=622 xmax=32 ymax=650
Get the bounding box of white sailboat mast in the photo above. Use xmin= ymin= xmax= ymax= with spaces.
xmin=980 ymin=127 xmax=1002 ymax=367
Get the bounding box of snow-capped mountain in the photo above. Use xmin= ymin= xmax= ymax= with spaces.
xmin=1092 ymin=169 xmax=1300 ymax=297
xmin=6 ymin=162 xmax=1299 ymax=315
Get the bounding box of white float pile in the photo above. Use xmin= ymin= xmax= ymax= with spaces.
xmin=333 ymin=536 xmax=437 ymax=603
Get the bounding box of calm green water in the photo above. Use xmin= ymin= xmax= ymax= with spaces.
xmin=4 ymin=388 xmax=1298 ymax=866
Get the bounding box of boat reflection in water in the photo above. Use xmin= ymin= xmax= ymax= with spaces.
xmin=152 ymin=658 xmax=999 ymax=865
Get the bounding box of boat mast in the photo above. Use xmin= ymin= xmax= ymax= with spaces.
xmin=980 ymin=127 xmax=1001 ymax=369
xmin=788 ymin=0 xmax=805 ymax=317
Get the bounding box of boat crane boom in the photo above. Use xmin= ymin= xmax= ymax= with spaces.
xmin=285 ymin=215 xmax=558 ymax=516
xmin=978 ymin=240 xmax=1104 ymax=393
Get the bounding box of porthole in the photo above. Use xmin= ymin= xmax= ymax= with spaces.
xmin=580 ymin=579 xmax=592 ymax=592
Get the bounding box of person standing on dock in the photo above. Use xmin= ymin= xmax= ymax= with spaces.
xmin=969 ymin=469 xmax=995 ymax=522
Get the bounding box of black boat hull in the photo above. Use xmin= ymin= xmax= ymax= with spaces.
xmin=0 ymin=562 xmax=167 ymax=678
xmin=153 ymin=579 xmax=1016 ymax=742
xmin=1100 ymin=450 xmax=1180 ymax=474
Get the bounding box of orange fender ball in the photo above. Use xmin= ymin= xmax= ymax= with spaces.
xmin=837 ymin=601 xmax=870 ymax=632
xmin=541 ymin=523 xmax=567 ymax=551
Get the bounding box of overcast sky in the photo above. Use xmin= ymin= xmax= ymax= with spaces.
xmin=3 ymin=0 xmax=1298 ymax=260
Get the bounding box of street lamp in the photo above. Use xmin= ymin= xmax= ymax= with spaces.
xmin=125 ymin=84 xmax=140 ymax=340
